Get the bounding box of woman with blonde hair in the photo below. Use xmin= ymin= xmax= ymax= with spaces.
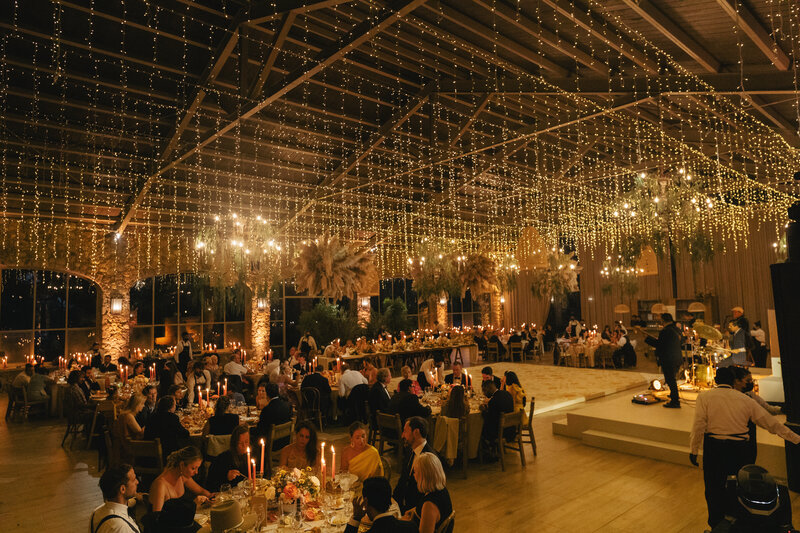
xmin=399 ymin=365 xmax=422 ymax=395
xmin=402 ymin=452 xmax=453 ymax=533
xmin=111 ymin=393 xmax=146 ymax=465
xmin=149 ymin=446 xmax=213 ymax=512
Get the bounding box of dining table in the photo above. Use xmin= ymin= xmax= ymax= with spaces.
xmin=421 ymin=390 xmax=486 ymax=460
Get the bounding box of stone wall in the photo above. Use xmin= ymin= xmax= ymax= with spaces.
xmin=250 ymin=297 xmax=270 ymax=358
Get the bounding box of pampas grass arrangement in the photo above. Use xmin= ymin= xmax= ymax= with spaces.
xmin=293 ymin=233 xmax=378 ymax=301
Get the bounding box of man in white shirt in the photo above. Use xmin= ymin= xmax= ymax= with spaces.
xmin=12 ymin=364 xmax=33 ymax=389
xmin=223 ymin=350 xmax=250 ymax=387
xmin=689 ymin=367 xmax=800 ymax=529
xmin=90 ymin=464 xmax=140 ymax=533
xmin=339 ymin=367 xmax=368 ymax=398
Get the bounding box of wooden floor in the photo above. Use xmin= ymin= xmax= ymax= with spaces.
xmin=2 ymin=389 xmax=799 ymax=532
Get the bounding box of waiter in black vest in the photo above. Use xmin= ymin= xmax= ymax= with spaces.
xmin=176 ymin=331 xmax=193 ymax=375
xmin=644 ymin=313 xmax=683 ymax=408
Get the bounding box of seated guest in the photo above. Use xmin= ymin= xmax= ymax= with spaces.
xmin=340 ymin=422 xmax=383 ymax=481
xmin=80 ymin=365 xmax=101 ymax=400
xmin=223 ymin=350 xmax=250 ymax=387
xmin=157 ymin=362 xmax=179 ymax=398
xmin=368 ymin=368 xmax=392 ymax=420
xmin=473 ymin=330 xmax=488 ymax=352
xmin=389 ymin=379 xmax=431 ymax=424
xmin=301 ymin=365 xmax=332 ymax=418
xmin=345 ymin=476 xmax=416 ymax=533
xmin=480 ymin=380 xmax=515 ymax=456
xmin=339 ymin=366 xmax=368 ymax=399
xmin=28 ymin=365 xmax=53 ymax=401
xmin=136 ymin=385 xmax=158 ymax=428
xmin=443 ymin=363 xmax=471 ymax=389
xmin=298 ymin=331 xmax=317 ymax=357
xmin=441 ymin=385 xmax=469 ymax=420
xmin=149 ymin=446 xmax=213 ymax=512
xmin=502 ymin=371 xmax=528 ymax=424
xmin=168 ymin=384 xmax=187 ymax=410
xmin=12 ymin=363 xmax=33 ymax=389
xmin=132 ymin=361 xmax=146 ymax=379
xmin=112 ymin=393 xmax=146 ymax=465
xmin=256 ymin=383 xmax=292 ymax=448
xmin=401 ymin=452 xmax=453 ymax=533
xmin=488 ymin=330 xmax=507 ymax=359
xmin=418 ymin=356 xmax=443 ymax=390
xmin=361 ymin=358 xmax=378 ymax=386
xmin=204 ymin=354 xmax=221 ymax=384
xmin=347 ymin=476 xmax=416 ymax=533
xmin=90 ymin=464 xmax=141 ymax=533
xmin=65 ymin=369 xmax=94 ymax=425
xmin=98 ymin=354 xmax=118 ymax=373
xmin=399 ymin=366 xmax=422 ymax=396
xmin=393 ymin=417 xmax=434 ymax=513
xmin=153 ymin=498 xmax=202 ymax=533
xmin=507 ymin=329 xmax=522 ymax=344
xmin=206 ymin=424 xmax=250 ymax=492
xmin=144 ymin=396 xmax=190 ymax=461
xmin=612 ymin=332 xmax=636 ymax=368
xmin=279 ymin=421 xmax=320 ymax=470
xmin=202 ymin=395 xmax=239 ymax=436
xmin=292 ymin=354 xmax=308 ymax=376
xmin=255 ymin=383 xmax=270 ymax=411
xmin=186 ymin=360 xmax=212 ymax=404
xmin=323 ymin=339 xmax=341 ymax=358
xmin=89 ymin=343 xmax=104 ymax=369
xmin=480 ymin=366 xmax=502 ymax=389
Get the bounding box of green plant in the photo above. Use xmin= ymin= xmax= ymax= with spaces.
xmin=297 ymin=303 xmax=362 ymax=346
xmin=382 ymin=297 xmax=412 ymax=335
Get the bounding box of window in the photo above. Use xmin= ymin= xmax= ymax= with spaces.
xmin=130 ymin=275 xmax=246 ymax=350
xmin=0 ymin=269 xmax=99 ymax=363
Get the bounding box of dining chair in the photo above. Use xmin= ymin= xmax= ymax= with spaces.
xmin=508 ymin=342 xmax=523 ymax=363
xmin=129 ymin=438 xmax=164 ymax=490
xmin=86 ymin=399 xmax=116 ymax=450
xmin=299 ymin=387 xmax=323 ymax=431
xmin=375 ymin=411 xmax=403 ymax=461
xmin=486 ymin=343 xmax=499 ymax=362
xmin=380 ymin=455 xmax=392 ymax=481
xmin=435 ymin=510 xmax=456 ymax=533
xmin=103 ymin=429 xmax=115 ymax=471
xmin=61 ymin=395 xmax=87 ymax=448
xmin=497 ymin=410 xmax=526 ymax=472
xmin=520 ymin=399 xmax=537 ymax=457
xmin=266 ymin=420 xmax=294 ymax=477
xmin=12 ymin=385 xmax=48 ymax=422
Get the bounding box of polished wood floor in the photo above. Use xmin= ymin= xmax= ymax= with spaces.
xmin=2 ymin=390 xmax=799 ymax=532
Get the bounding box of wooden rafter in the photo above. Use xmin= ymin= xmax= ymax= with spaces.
xmin=619 ymin=0 xmax=720 ymax=73
xmin=247 ymin=0 xmax=356 ymax=25
xmin=448 ymin=93 xmax=492 ymax=148
xmin=714 ymin=0 xmax=791 ymax=71
xmin=248 ymin=12 xmax=297 ymax=98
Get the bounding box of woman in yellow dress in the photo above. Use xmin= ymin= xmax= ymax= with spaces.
xmin=278 ymin=421 xmax=320 ymax=470
xmin=340 ymin=421 xmax=383 ymax=481
xmin=502 ymin=371 xmax=529 ymax=424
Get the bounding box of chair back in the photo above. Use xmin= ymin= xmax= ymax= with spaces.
xmin=376 ymin=411 xmax=402 ymax=438
xmin=487 ymin=343 xmax=499 ymax=361
xmin=97 ymin=399 xmax=117 ymax=422
xmin=301 ymin=387 xmax=321 ymax=410
xmin=349 ymin=384 xmax=369 ymax=423
xmin=104 ymin=430 xmax=117 ymax=469
xmin=129 ymin=438 xmax=164 ymax=477
xmin=206 ymin=434 xmax=230 ymax=458
xmin=499 ymin=409 xmax=524 ymax=433
xmin=380 ymin=455 xmax=392 ymax=480
xmin=11 ymin=386 xmax=25 ymax=405
xmin=435 ymin=510 xmax=456 ymax=533
xmin=270 ymin=420 xmax=294 ymax=450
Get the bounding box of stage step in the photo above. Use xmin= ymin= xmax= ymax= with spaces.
xmin=581 ymin=429 xmax=695 ymax=466
xmin=551 ymin=418 xmax=570 ymax=436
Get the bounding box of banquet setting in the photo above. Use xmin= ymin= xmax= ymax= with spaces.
xmin=3 ymin=1 xmax=800 ymax=532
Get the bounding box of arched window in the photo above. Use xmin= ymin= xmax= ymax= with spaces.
xmin=0 ymin=269 xmax=99 ymax=363
xmin=129 ymin=273 xmax=245 ymax=351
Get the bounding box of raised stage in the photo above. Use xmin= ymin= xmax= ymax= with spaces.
xmin=552 ymin=391 xmax=789 ymax=477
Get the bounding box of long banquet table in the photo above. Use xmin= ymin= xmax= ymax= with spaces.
xmin=319 ymin=343 xmax=478 ymax=372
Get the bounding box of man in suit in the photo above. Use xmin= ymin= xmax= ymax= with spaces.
xmin=256 ymin=383 xmax=293 ymax=449
xmin=393 ymin=416 xmax=434 ymax=514
xmin=388 ymin=379 xmax=431 ymax=424
xmin=143 ymin=396 xmax=190 ymax=461
xmin=301 ymin=365 xmax=332 ymax=419
xmin=644 ymin=313 xmax=684 ymax=408
xmin=444 ymin=363 xmax=471 ymax=389
xmin=347 ymin=477 xmax=417 ymax=533
xmin=480 ymin=366 xmax=502 ymax=389
xmin=135 ymin=385 xmax=158 ymax=428
xmin=480 ymin=380 xmax=515 ymax=460
xmin=98 ymin=354 xmax=118 ymax=373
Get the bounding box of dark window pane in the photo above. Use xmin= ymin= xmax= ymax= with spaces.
xmin=379 ymin=280 xmax=392 ymax=311
xmin=473 ymin=312 xmax=482 ymax=326
xmin=462 ymin=290 xmax=473 ymax=313
xmin=1 ymin=331 xmax=33 ymax=363
xmin=35 ymin=329 xmax=64 ymax=360
xmin=179 ymin=273 xmax=202 ymax=322
xmin=180 ymin=324 xmax=202 ymax=346
xmin=370 ymin=296 xmax=380 ymax=312
xmin=405 ymin=279 xmax=418 ymax=314
xmin=130 ymin=326 xmax=152 ymax=351
xmin=67 ymin=328 xmax=98 ymax=354
xmin=283 ymin=281 xmax=299 ymax=297
xmin=203 ymin=285 xmax=224 ymax=323
xmin=448 ymin=295 xmax=462 ymax=313
xmin=153 ymin=275 xmax=178 ymax=325
xmin=35 ymin=271 xmax=67 ymax=329
xmin=393 ymin=279 xmax=405 ymax=302
xmin=202 ymin=323 xmax=224 ymax=350
xmin=1 ymin=269 xmax=34 ymax=330
xmin=451 ymin=314 xmax=463 ymax=328
xmin=130 ymin=278 xmax=153 ymax=325
xmin=68 ymin=275 xmax=98 ymax=328
xmin=225 ymin=284 xmax=245 ymax=322
xmin=270 ymin=322 xmax=284 ymax=357
xmin=269 ymin=283 xmax=283 ymax=321
xmin=225 ymin=323 xmax=245 ymax=348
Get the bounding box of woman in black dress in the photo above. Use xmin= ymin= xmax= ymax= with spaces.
xmin=402 ymin=452 xmax=453 ymax=533
xmin=203 ymin=395 xmax=240 ymax=436
xmin=206 ymin=424 xmax=250 ymax=492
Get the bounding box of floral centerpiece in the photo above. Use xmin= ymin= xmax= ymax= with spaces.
xmin=269 ymin=467 xmax=320 ymax=504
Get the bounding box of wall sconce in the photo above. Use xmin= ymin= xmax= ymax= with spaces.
xmin=439 ymin=296 xmax=447 ymax=305
xmin=110 ymin=294 xmax=124 ymax=314
xmin=257 ymin=297 xmax=268 ymax=310
xmin=500 ymin=296 xmax=506 ymax=304
xmin=360 ymin=297 xmax=370 ymax=308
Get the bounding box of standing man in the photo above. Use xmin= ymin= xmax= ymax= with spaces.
xmin=689 ymin=367 xmax=800 ymax=529
xmin=719 ymin=318 xmax=747 ymax=367
xmin=175 ymin=332 xmax=193 ymax=375
xmin=393 ymin=416 xmax=434 ymax=513
xmin=750 ymin=320 xmax=767 ymax=367
xmin=731 ymin=306 xmax=754 ymax=364
xmin=644 ymin=313 xmax=683 ymax=408
xmin=90 ymin=464 xmax=141 ymax=532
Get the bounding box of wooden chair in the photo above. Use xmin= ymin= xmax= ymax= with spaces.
xmin=129 ymin=438 xmax=164 ymax=490
xmin=435 ymin=510 xmax=456 ymax=533
xmin=520 ymin=399 xmax=537 ymax=457
xmin=265 ymin=420 xmax=294 ymax=477
xmin=508 ymin=342 xmax=523 ymax=363
xmin=11 ymin=385 xmax=48 ymax=422
xmin=595 ymin=344 xmax=616 ymax=369
xmin=365 ymin=402 xmax=378 ymax=446
xmin=497 ymin=410 xmax=526 ymax=472
xmin=299 ymin=387 xmax=323 ymax=431
xmin=557 ymin=344 xmax=574 ymax=367
xmin=376 ymin=411 xmax=403 ymax=461
xmin=380 ymin=455 xmax=392 ymax=481
xmin=103 ymin=429 xmax=116 ymax=470
xmin=486 ymin=343 xmax=499 ymax=362
xmin=86 ymin=400 xmax=117 ymax=450
xmin=61 ymin=396 xmax=88 ymax=449
xmin=4 ymin=376 xmax=17 ymax=421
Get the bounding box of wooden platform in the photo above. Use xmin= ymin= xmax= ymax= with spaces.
xmin=553 ymin=393 xmax=789 ymax=477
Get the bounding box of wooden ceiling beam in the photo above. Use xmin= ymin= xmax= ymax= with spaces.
xmin=619 ymin=0 xmax=720 ymax=73
xmin=247 ymin=0 xmax=356 ymax=25
xmin=714 ymin=0 xmax=791 ymax=71
xmin=248 ymin=12 xmax=297 ymax=99
xmin=448 ymin=93 xmax=492 ymax=148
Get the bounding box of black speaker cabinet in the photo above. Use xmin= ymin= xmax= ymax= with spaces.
xmin=770 ymin=261 xmax=800 ymax=491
